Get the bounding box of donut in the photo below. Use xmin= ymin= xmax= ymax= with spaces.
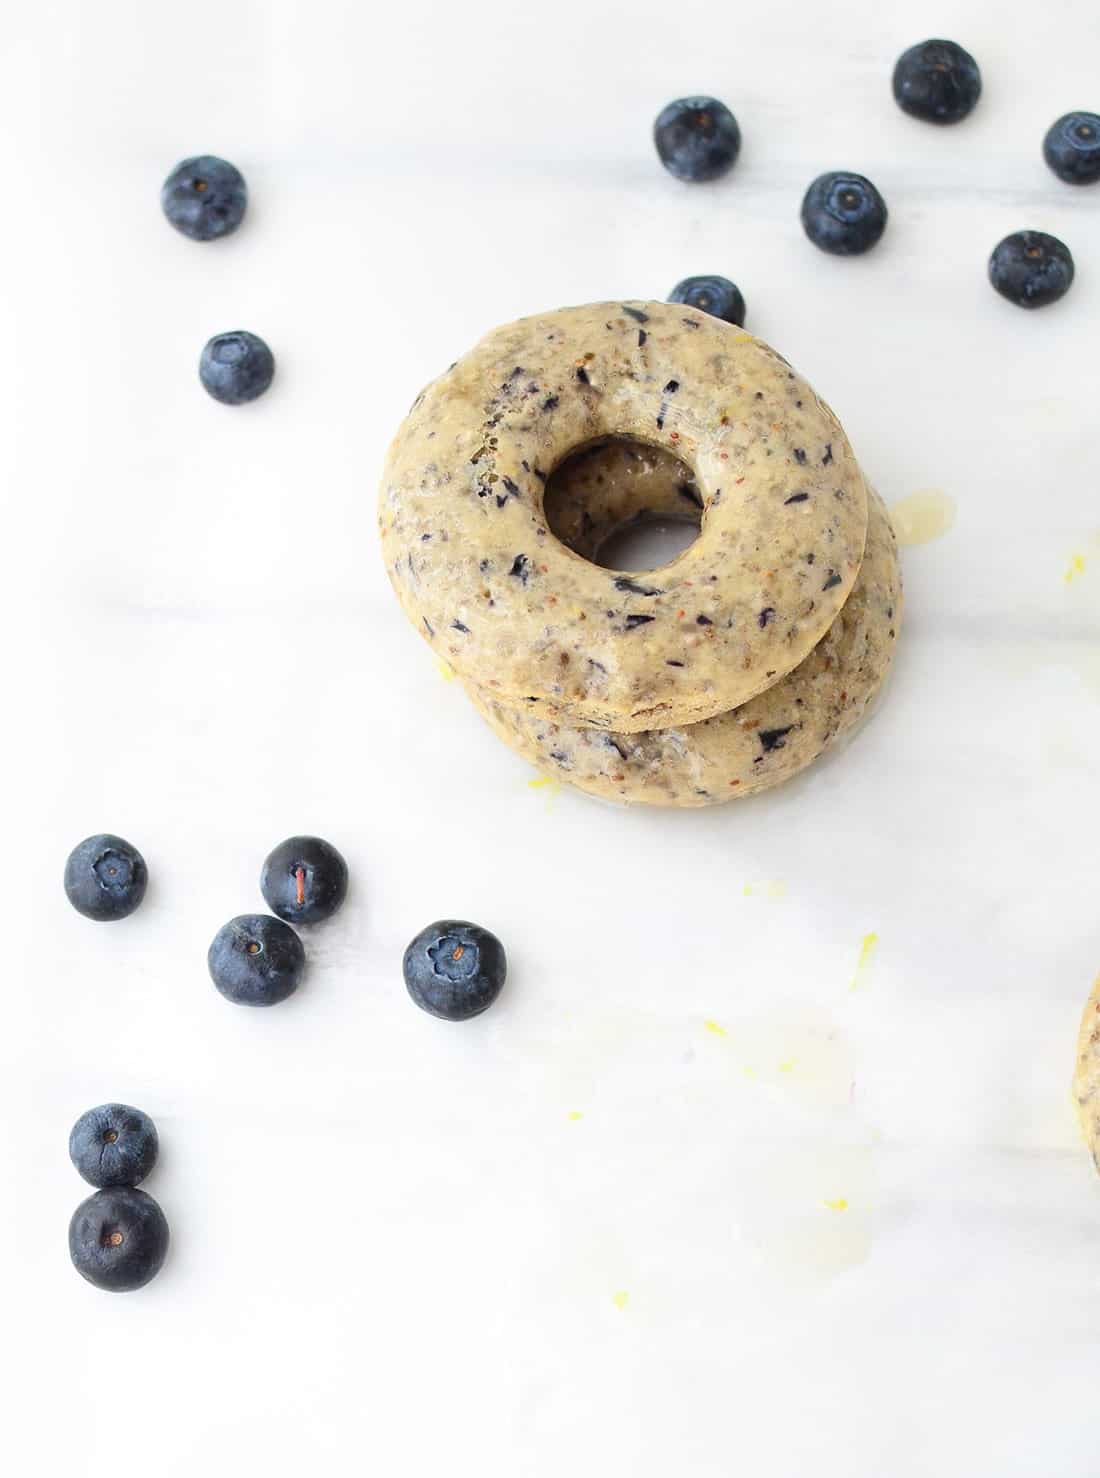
xmin=464 ymin=463 xmax=902 ymax=807
xmin=1072 ymin=973 xmax=1100 ymax=1173
xmin=379 ymin=302 xmax=869 ymax=732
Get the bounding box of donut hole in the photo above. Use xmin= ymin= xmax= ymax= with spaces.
xmin=596 ymin=516 xmax=700 ymax=571
xmin=543 ymin=436 xmax=702 ymax=572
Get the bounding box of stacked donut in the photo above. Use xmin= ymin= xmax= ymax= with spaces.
xmin=379 ymin=302 xmax=902 ymax=807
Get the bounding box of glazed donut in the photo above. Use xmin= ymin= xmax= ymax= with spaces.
xmin=465 ymin=466 xmax=902 ymax=807
xmin=380 ymin=302 xmax=869 ymax=732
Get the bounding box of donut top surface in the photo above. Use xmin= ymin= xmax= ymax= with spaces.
xmin=379 ymin=301 xmax=869 ymax=731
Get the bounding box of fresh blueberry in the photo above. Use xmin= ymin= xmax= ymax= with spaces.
xmin=403 ymin=920 xmax=507 ymax=1021
xmin=161 ymin=155 xmax=247 ymax=241
xmin=988 ymin=230 xmax=1075 ymax=310
xmin=69 ymin=1104 xmax=158 ymax=1189
xmin=801 ymin=172 xmax=888 ymax=256
xmin=207 ymin=914 xmax=305 ymax=1006
xmin=654 ymin=97 xmax=740 ymax=182
xmin=64 ymin=834 xmax=147 ymax=921
xmin=668 ymin=274 xmax=746 ymax=326
xmin=1043 ymin=112 xmax=1100 ymax=185
xmin=199 ymin=331 xmax=275 ymax=405
xmin=892 ymin=39 xmax=981 ymax=124
xmin=69 ymin=1186 xmax=169 ymax=1292
xmin=261 ymin=836 xmax=349 ymax=926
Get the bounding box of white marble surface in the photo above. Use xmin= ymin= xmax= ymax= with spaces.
xmin=5 ymin=1 xmax=1100 ymax=1473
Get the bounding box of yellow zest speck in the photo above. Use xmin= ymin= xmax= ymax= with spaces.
xmin=527 ymin=773 xmax=561 ymax=811
xmin=849 ymin=931 xmax=879 ymax=992
xmin=1065 ymin=553 xmax=1087 ymax=584
xmin=767 ymin=880 xmax=787 ymax=899
xmin=611 ymin=1290 xmax=629 ymax=1310
xmin=704 ymin=1019 xmax=727 ymax=1037
xmin=567 ymin=1111 xmax=584 ymax=1122
xmin=732 ymin=333 xmax=754 ymax=344
xmin=823 ymin=1198 xmax=849 ymax=1212
xmin=436 ymin=660 xmax=456 ymax=682
xmin=742 ymin=1065 xmax=757 ymax=1078
xmin=742 ymin=883 xmax=754 ymax=896
xmin=777 ymin=1058 xmax=796 ymax=1073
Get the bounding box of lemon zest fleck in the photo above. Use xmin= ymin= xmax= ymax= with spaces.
xmin=849 ymin=931 xmax=879 ymax=991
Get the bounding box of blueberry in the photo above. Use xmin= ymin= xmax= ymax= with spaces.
xmin=69 ymin=1186 xmax=169 ymax=1292
xmin=199 ymin=331 xmax=275 ymax=405
xmin=161 ymin=155 xmax=247 ymax=241
xmin=654 ymin=97 xmax=740 ymax=182
xmin=892 ymin=39 xmax=981 ymax=124
xmin=207 ymin=914 xmax=305 ymax=1006
xmin=69 ymin=1104 xmax=158 ymax=1189
xmin=1043 ymin=112 xmax=1100 ymax=185
xmin=403 ymin=920 xmax=507 ymax=1021
xmin=988 ymin=230 xmax=1075 ymax=310
xmin=64 ymin=834 xmax=147 ymax=921
xmin=668 ymin=274 xmax=746 ymax=326
xmin=801 ymin=172 xmax=888 ymax=256
xmin=261 ymin=836 xmax=349 ymax=925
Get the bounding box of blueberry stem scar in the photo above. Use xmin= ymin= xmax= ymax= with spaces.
xmin=295 ymin=867 xmax=305 ymax=907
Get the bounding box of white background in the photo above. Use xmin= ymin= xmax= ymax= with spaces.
xmin=3 ymin=1 xmax=1100 ymax=1473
